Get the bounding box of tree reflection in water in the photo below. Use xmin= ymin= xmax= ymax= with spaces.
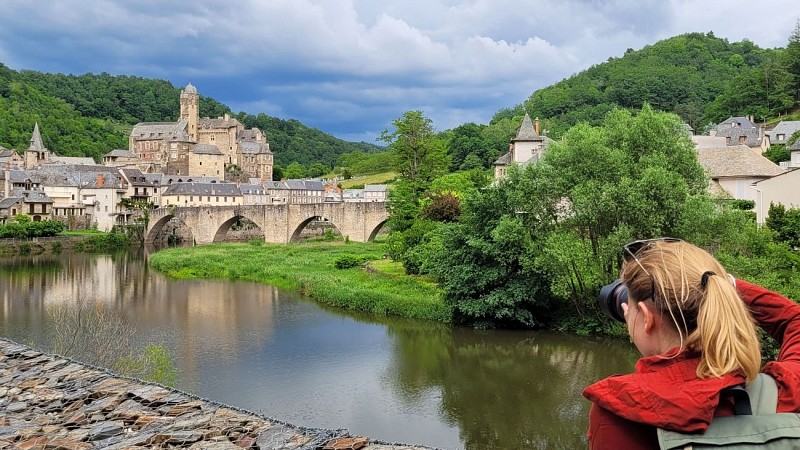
xmin=383 ymin=324 xmax=637 ymax=449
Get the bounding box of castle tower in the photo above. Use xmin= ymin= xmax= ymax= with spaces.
xmin=180 ymin=83 xmax=199 ymax=142
xmin=25 ymin=122 xmax=49 ymax=169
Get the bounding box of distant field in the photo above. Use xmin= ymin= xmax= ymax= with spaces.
xmin=339 ymin=172 xmax=397 ymax=188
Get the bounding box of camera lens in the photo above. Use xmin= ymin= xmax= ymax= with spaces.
xmin=598 ymin=279 xmax=628 ymax=322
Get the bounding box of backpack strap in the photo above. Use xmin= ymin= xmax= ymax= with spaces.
xmin=656 ymin=374 xmax=785 ymax=450
xmin=746 ymin=372 xmax=779 ymax=416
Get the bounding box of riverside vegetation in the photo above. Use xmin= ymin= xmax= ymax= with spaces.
xmin=148 ymin=241 xmax=449 ymax=323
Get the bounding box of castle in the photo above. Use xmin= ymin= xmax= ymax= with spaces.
xmin=128 ymin=83 xmax=273 ymax=181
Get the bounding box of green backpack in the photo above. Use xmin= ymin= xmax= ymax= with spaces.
xmin=657 ymin=374 xmax=800 ymax=449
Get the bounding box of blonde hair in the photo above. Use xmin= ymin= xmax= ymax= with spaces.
xmin=621 ymin=240 xmax=760 ymax=382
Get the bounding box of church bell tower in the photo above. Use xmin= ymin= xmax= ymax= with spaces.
xmin=180 ymin=83 xmax=199 ymax=142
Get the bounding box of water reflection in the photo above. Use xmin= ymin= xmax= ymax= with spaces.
xmin=0 ymin=252 xmax=637 ymax=449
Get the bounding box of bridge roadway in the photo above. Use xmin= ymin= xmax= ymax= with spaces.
xmin=0 ymin=338 xmax=433 ymax=449
xmin=145 ymin=202 xmax=389 ymax=245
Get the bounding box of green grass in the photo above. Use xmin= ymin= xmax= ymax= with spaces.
xmin=148 ymin=241 xmax=450 ymax=323
xmin=340 ymin=172 xmax=397 ymax=188
xmin=62 ymin=230 xmax=105 ymax=236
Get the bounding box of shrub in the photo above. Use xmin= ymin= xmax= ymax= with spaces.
xmin=334 ymin=254 xmax=370 ymax=269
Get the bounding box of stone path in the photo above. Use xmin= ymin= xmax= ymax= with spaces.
xmin=0 ymin=340 xmax=435 ymax=450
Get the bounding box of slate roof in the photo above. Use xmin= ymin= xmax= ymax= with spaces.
xmin=239 ymin=141 xmax=272 ymax=154
xmin=696 ymin=145 xmax=784 ymax=178
xmin=199 ymin=117 xmax=242 ymax=129
xmin=191 ymin=144 xmax=223 ymax=155
xmin=121 ymin=168 xmax=161 ymax=186
xmin=161 ymin=175 xmax=221 ymax=185
xmin=0 ymin=197 xmax=22 ymax=209
xmin=766 ymin=121 xmax=800 ymax=145
xmin=239 ymin=183 xmax=265 ymax=195
xmin=32 ymin=165 xmax=124 ymax=188
xmin=130 ymin=121 xmax=190 ymax=141
xmin=713 ymin=126 xmax=762 ymax=148
xmin=790 ymin=141 xmax=800 ymax=151
xmin=343 ymin=189 xmax=363 ymax=199
xmin=494 ymin=152 xmax=512 ymax=165
xmin=718 ymin=116 xmax=757 ymax=130
xmin=28 ymin=123 xmax=46 ymax=151
xmin=513 ymin=114 xmax=541 ymax=141
xmin=237 ymin=129 xmax=262 ymax=142
xmin=263 ymin=181 xmax=288 ymax=190
xmin=104 ymin=149 xmax=137 ymax=158
xmin=12 ymin=189 xmax=54 ymax=204
xmin=162 ymin=182 xmax=242 ymax=197
xmin=364 ymin=184 xmax=387 ymax=192
xmin=48 ymin=156 xmax=97 ymax=165
xmin=183 ymin=83 xmax=197 ymax=94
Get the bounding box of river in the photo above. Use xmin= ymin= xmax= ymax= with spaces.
xmin=0 ymin=250 xmax=637 ymax=449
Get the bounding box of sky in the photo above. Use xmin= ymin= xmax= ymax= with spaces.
xmin=0 ymin=1 xmax=798 ymax=143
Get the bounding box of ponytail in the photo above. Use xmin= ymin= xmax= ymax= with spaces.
xmin=688 ymin=273 xmax=760 ymax=382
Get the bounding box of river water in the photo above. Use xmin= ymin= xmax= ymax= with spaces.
xmin=0 ymin=251 xmax=637 ymax=449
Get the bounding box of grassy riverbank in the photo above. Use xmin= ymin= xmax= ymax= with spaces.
xmin=148 ymin=241 xmax=450 ymax=322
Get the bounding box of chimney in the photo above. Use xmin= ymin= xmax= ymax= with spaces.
xmin=534 ymin=117 xmax=540 ymax=135
xmin=224 ymin=113 xmax=230 ymax=121
xmin=97 ymin=174 xmax=104 ymax=187
xmin=4 ymin=162 xmax=10 ymax=197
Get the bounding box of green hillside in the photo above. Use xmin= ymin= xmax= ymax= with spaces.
xmin=502 ymin=31 xmax=799 ymax=137
xmin=0 ymin=64 xmax=383 ymax=167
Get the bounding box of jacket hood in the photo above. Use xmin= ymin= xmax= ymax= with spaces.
xmin=583 ymin=350 xmax=745 ymax=433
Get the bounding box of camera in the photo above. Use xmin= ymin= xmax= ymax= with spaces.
xmin=598 ymin=279 xmax=628 ymax=323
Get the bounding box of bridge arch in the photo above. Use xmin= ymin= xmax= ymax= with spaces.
xmin=366 ymin=219 xmax=388 ymax=242
xmin=212 ymin=212 xmax=266 ymax=243
xmin=288 ymin=215 xmax=342 ymax=242
xmin=145 ymin=213 xmax=194 ymax=245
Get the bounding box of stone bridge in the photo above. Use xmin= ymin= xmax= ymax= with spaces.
xmin=145 ymin=202 xmax=389 ymax=245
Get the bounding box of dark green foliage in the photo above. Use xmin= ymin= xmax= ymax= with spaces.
xmin=729 ymin=199 xmax=756 ymax=210
xmin=766 ymin=203 xmax=800 ymax=249
xmin=73 ymin=232 xmax=130 ymax=252
xmin=764 ymin=144 xmax=790 ymax=164
xmin=333 ymin=254 xmax=370 ymax=269
xmin=0 ymin=216 xmax=64 ymax=238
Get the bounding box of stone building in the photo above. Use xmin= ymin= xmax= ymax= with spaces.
xmin=161 ymin=182 xmax=243 ymax=207
xmin=494 ymin=113 xmax=552 ymax=179
xmin=129 ymin=83 xmax=272 ymax=179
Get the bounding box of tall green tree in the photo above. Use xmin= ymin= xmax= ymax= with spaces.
xmin=380 ymin=111 xmax=448 ymax=201
xmin=786 ymin=19 xmax=800 ymax=105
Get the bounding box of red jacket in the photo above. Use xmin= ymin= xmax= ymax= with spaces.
xmin=582 ymin=280 xmax=800 ymax=449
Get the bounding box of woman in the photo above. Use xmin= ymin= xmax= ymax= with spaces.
xmin=583 ymin=239 xmax=800 ymax=449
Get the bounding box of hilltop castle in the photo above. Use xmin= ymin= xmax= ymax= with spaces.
xmin=128 ymin=84 xmax=273 ymax=181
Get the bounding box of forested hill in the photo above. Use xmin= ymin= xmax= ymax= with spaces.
xmin=0 ymin=65 xmax=382 ymax=166
xmin=495 ymin=32 xmax=798 ymax=137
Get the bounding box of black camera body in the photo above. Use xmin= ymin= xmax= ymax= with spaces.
xmin=598 ymin=279 xmax=628 ymax=323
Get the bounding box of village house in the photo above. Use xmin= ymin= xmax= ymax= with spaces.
xmin=102 ymin=149 xmax=140 ymax=168
xmin=765 ymin=121 xmax=800 ymax=147
xmin=710 ymin=116 xmax=767 ymax=153
xmin=240 ymin=183 xmax=268 ymax=205
xmin=263 ymin=181 xmax=289 ymax=204
xmin=0 ymin=147 xmax=23 ymax=169
xmin=119 ymin=168 xmax=163 ymax=207
xmin=161 ymin=182 xmax=243 ymax=207
xmin=494 ymin=113 xmax=552 ymax=179
xmin=341 ymin=184 xmax=388 ymax=202
xmin=0 ymin=190 xmax=52 ymax=224
xmin=695 ymin=145 xmax=784 ymax=202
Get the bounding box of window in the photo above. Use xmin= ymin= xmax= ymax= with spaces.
xmin=739 ymin=136 xmax=746 ymax=144
xmin=778 ymin=134 xmax=786 ymax=141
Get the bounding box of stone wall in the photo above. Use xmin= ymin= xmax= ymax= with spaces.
xmin=0 ymin=339 xmax=431 ymax=450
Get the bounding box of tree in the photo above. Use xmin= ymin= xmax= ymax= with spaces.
xmin=430 ymin=106 xmax=709 ymax=328
xmin=380 ymin=111 xmax=448 ymax=202
xmin=786 ymin=19 xmax=800 ymax=105
xmin=284 ymin=161 xmax=306 ymax=179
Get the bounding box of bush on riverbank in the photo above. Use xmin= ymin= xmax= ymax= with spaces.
xmin=148 ymin=242 xmax=450 ymax=322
